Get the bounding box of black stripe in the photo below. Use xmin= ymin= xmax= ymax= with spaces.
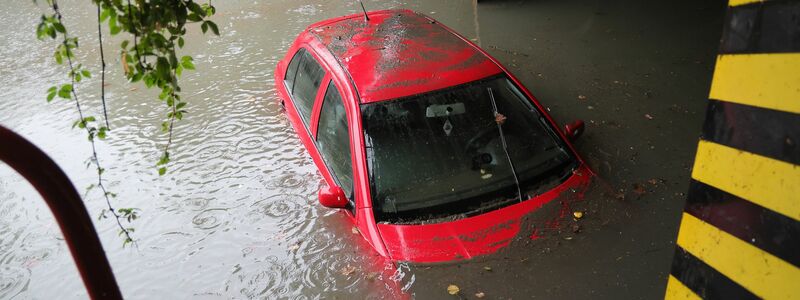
xmin=670 ymin=246 xmax=758 ymax=299
xmin=685 ymin=180 xmax=800 ymax=267
xmin=719 ymin=0 xmax=800 ymax=54
xmin=702 ymin=99 xmax=800 ymax=165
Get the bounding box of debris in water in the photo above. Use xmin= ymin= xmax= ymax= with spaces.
xmin=647 ymin=178 xmax=659 ymax=186
xmin=578 ymin=95 xmax=587 ymax=100
xmin=644 ymin=114 xmax=654 ymax=120
xmin=572 ymin=224 xmax=581 ymax=233
xmin=494 ymin=113 xmax=506 ymax=125
xmin=366 ymin=272 xmax=379 ymax=281
xmin=573 ymin=211 xmax=584 ymax=219
xmin=475 ymin=292 xmax=486 ymax=298
xmin=287 ymin=242 xmax=300 ymax=251
xmin=447 ymin=284 xmax=460 ymax=295
xmin=351 ymin=227 xmax=359 ymax=234
xmin=340 ymin=265 xmax=356 ymax=276
xmin=564 ymin=236 xmax=574 ymax=240
xmin=483 ymin=266 xmax=492 ymax=272
xmin=632 ymin=183 xmax=646 ymax=195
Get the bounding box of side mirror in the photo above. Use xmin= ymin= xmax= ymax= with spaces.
xmin=318 ymin=184 xmax=348 ymax=208
xmin=564 ymin=120 xmax=585 ymax=142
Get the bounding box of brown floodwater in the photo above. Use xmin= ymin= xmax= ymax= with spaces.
xmin=0 ymin=0 xmax=725 ymax=298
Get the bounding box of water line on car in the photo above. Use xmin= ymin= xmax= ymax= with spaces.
xmin=487 ymin=87 xmax=523 ymax=203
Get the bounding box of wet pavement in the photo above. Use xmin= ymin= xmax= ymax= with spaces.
xmin=0 ymin=0 xmax=725 ymax=298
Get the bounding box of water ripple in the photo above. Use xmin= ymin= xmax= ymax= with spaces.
xmin=192 ymin=208 xmax=230 ymax=230
xmin=0 ymin=266 xmax=30 ymax=299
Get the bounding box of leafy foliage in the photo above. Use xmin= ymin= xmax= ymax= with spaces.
xmin=36 ymin=0 xmax=218 ymax=245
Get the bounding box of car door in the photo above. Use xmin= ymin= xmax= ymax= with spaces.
xmin=314 ymin=79 xmax=357 ymax=214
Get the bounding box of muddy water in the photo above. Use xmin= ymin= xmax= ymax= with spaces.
xmin=0 ymin=0 xmax=724 ymax=299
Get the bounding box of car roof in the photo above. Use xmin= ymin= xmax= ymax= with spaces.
xmin=308 ymin=9 xmax=502 ymax=103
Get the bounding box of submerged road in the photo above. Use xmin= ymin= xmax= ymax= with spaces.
xmin=0 ymin=0 xmax=725 ymax=298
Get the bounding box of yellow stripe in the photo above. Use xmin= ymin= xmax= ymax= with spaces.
xmin=677 ymin=213 xmax=800 ymax=299
xmin=709 ymin=53 xmax=800 ymax=114
xmin=692 ymin=140 xmax=800 ymax=221
xmin=665 ymin=275 xmax=702 ymax=300
xmin=728 ymin=0 xmax=762 ymax=6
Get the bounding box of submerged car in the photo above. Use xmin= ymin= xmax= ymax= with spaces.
xmin=274 ymin=9 xmax=592 ymax=262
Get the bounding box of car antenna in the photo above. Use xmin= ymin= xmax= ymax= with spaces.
xmin=487 ymin=87 xmax=523 ymax=203
xmin=357 ymin=0 xmax=370 ymax=22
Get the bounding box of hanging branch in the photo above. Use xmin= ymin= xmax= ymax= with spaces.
xmin=97 ymin=3 xmax=109 ymax=129
xmin=36 ymin=0 xmax=218 ymax=245
xmin=43 ymin=0 xmax=135 ymax=245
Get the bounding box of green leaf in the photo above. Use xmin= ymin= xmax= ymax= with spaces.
xmin=177 ymin=37 xmax=184 ymax=48
xmin=81 ymin=69 xmax=91 ymax=78
xmin=46 ymin=86 xmax=57 ymax=102
xmin=54 ymin=51 xmax=63 ymax=64
xmin=176 ymin=102 xmax=187 ymax=110
xmin=181 ymin=56 xmax=195 ymax=70
xmin=156 ymin=57 xmax=170 ymax=80
xmin=109 ymin=15 xmax=121 ymax=35
xmin=156 ymin=152 xmax=170 ymax=166
xmin=187 ymin=13 xmax=202 ymax=22
xmin=187 ymin=2 xmax=206 ymax=17
xmin=158 ymin=167 xmax=167 ymax=176
xmin=201 ymin=21 xmax=208 ymax=34
xmin=58 ymin=84 xmax=72 ymax=99
xmin=206 ymin=21 xmax=219 ymax=36
xmin=36 ymin=22 xmax=46 ymax=40
xmin=52 ymin=22 xmax=65 ymax=33
xmin=161 ymin=121 xmax=169 ymax=132
xmin=100 ymin=8 xmax=110 ymax=22
xmin=120 ymin=40 xmax=129 ymax=49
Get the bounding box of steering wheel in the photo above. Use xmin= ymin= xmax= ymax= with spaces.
xmin=465 ymin=126 xmax=498 ymax=155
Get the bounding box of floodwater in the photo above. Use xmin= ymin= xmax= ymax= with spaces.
xmin=0 ymin=0 xmax=725 ymax=299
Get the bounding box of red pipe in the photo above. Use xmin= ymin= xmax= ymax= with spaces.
xmin=0 ymin=126 xmax=122 ymax=299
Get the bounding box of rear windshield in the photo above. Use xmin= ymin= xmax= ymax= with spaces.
xmin=361 ymin=76 xmax=575 ymax=223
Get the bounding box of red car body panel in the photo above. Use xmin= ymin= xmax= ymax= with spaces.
xmin=377 ymin=166 xmax=592 ymax=262
xmin=274 ymin=9 xmax=592 ymax=263
xmin=309 ymin=10 xmax=502 ymax=103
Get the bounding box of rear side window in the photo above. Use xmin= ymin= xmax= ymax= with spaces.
xmin=284 ymin=48 xmax=304 ymax=92
xmin=316 ymin=80 xmax=354 ymax=201
xmin=291 ymin=50 xmax=326 ymax=125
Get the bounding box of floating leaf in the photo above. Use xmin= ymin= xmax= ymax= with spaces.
xmin=447 ymin=285 xmax=460 ymax=295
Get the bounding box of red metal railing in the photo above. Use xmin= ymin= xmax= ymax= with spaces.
xmin=0 ymin=126 xmax=122 ymax=299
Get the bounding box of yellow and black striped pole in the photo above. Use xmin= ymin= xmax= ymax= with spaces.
xmin=665 ymin=0 xmax=799 ymax=299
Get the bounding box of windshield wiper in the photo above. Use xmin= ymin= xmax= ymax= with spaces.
xmin=487 ymin=87 xmax=523 ymax=202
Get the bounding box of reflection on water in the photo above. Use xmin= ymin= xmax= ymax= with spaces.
xmin=0 ymin=0 xmax=455 ymax=298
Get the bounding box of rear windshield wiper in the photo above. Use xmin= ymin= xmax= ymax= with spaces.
xmin=487 ymin=87 xmax=523 ymax=202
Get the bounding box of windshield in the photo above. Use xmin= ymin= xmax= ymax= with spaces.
xmin=362 ymin=76 xmax=575 ymax=223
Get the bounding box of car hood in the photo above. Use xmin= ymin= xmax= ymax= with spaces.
xmin=375 ymin=165 xmax=592 ymax=263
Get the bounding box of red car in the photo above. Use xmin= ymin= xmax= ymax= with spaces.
xmin=274 ymin=9 xmax=592 ymax=263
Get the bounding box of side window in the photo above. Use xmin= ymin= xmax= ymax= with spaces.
xmin=291 ymin=50 xmax=325 ymax=126
xmin=283 ymin=48 xmax=304 ymax=92
xmin=316 ymin=80 xmax=354 ymax=201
